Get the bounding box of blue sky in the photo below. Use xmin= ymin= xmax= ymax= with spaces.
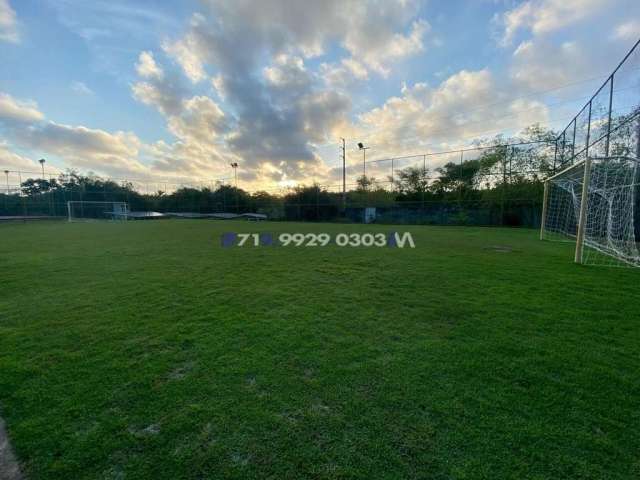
xmin=1 ymin=0 xmax=639 ymax=190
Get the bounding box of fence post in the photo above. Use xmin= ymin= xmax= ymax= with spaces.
xmin=572 ymin=119 xmax=577 ymax=161
xmin=458 ymin=150 xmax=463 ymax=202
xmin=422 ymin=154 xmax=426 ymax=213
xmin=585 ymin=100 xmax=592 ymax=159
xmin=18 ymin=171 xmax=26 ymax=217
xmin=605 ymin=75 xmax=614 ymax=157
xmin=500 ymin=148 xmax=506 ymax=226
xmin=636 ymin=114 xmax=640 ymax=159
xmin=391 ymin=158 xmax=394 ymax=189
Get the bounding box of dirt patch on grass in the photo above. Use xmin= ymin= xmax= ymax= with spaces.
xmin=483 ymin=245 xmax=517 ymax=253
xmin=0 ymin=417 xmax=23 ymax=480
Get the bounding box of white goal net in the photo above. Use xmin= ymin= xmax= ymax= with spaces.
xmin=67 ymin=201 xmax=129 ymax=222
xmin=541 ymin=156 xmax=640 ymax=266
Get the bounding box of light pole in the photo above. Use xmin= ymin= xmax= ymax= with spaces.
xmin=39 ymin=158 xmax=46 ymax=179
xmin=357 ymin=142 xmax=369 ymax=177
xmin=357 ymin=142 xmax=370 ymax=192
xmin=230 ymin=162 xmax=239 ymax=213
xmin=3 ymin=170 xmax=8 ymax=211
xmin=340 ymin=138 xmax=346 ymax=207
xmin=230 ymin=162 xmax=238 ymax=188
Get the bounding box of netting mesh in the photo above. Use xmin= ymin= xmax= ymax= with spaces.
xmin=542 ymin=156 xmax=640 ymax=267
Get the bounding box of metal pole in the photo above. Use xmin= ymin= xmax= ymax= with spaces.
xmin=391 ymin=158 xmax=394 ymax=189
xmin=341 ymin=138 xmax=346 ymax=209
xmin=234 ymin=168 xmax=238 ymax=213
xmin=3 ymin=170 xmax=7 ymax=213
xmin=18 ymin=171 xmax=26 ymax=217
xmin=363 ymin=148 xmax=366 ymax=177
xmin=500 ymin=150 xmax=506 ymax=226
xmin=422 ymin=154 xmax=426 ymax=211
xmin=636 ymin=114 xmax=640 ymax=159
xmin=572 ymin=119 xmax=577 ymax=161
xmin=605 ymin=75 xmax=614 ymax=157
xmin=459 ymin=150 xmax=463 ymax=198
xmin=585 ymin=101 xmax=592 ymax=159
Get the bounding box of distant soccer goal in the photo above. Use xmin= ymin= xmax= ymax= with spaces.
xmin=67 ymin=201 xmax=129 ymax=222
xmin=540 ymin=156 xmax=640 ymax=266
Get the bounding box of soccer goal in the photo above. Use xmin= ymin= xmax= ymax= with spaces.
xmin=540 ymin=156 xmax=640 ymax=266
xmin=67 ymin=201 xmax=129 ymax=222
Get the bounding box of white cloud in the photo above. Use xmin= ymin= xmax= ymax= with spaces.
xmin=355 ymin=69 xmax=549 ymax=162
xmin=0 ymin=142 xmax=38 ymax=171
xmin=135 ymin=51 xmax=163 ymax=79
xmin=71 ymin=81 xmax=94 ymax=95
xmin=11 ymin=121 xmax=149 ymax=177
xmin=0 ymin=93 xmax=45 ymax=124
xmin=344 ymin=19 xmax=429 ymax=76
xmin=510 ymin=39 xmax=588 ymax=91
xmin=0 ymin=0 xmax=19 ymax=43
xmin=154 ymin=0 xmax=427 ymax=183
xmin=495 ymin=0 xmax=608 ymax=46
xmin=131 ymin=74 xmax=184 ymax=117
xmin=263 ymin=55 xmax=310 ymax=89
xmin=161 ymin=14 xmax=208 ymax=83
xmin=167 ymin=95 xmax=229 ymax=145
xmin=0 ymin=92 xmax=151 ymax=178
xmin=320 ymin=58 xmax=369 ymax=88
xmin=612 ymin=20 xmax=640 ymax=42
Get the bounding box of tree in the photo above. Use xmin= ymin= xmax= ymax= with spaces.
xmin=21 ymin=178 xmax=58 ymax=195
xmin=392 ymin=166 xmax=429 ymax=196
xmin=355 ymin=175 xmax=376 ymax=192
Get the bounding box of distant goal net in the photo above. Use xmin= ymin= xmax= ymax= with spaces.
xmin=540 ymin=156 xmax=640 ymax=266
xmin=67 ymin=201 xmax=129 ymax=222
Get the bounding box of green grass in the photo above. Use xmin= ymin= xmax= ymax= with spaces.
xmin=1 ymin=220 xmax=638 ymax=479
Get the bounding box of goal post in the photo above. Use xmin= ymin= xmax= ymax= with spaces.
xmin=574 ymin=157 xmax=592 ymax=264
xmin=539 ymin=180 xmax=549 ymax=241
xmin=67 ymin=201 xmax=129 ymax=222
xmin=541 ymin=156 xmax=640 ymax=267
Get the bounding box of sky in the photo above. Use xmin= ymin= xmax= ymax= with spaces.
xmin=0 ymin=0 xmax=639 ymax=192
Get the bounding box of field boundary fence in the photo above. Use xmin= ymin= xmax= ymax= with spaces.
xmin=554 ymin=38 xmax=640 ymax=168
xmin=1 ymin=140 xmax=555 ymax=227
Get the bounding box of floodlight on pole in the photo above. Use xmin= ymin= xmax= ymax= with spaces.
xmin=230 ymin=162 xmax=239 ymax=188
xmin=230 ymin=162 xmax=239 ymax=213
xmin=4 ymin=170 xmax=9 ymax=195
xmin=340 ymin=138 xmax=346 ymax=208
xmin=358 ymin=142 xmax=370 ymax=177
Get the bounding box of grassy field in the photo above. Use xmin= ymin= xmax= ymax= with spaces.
xmin=0 ymin=220 xmax=638 ymax=479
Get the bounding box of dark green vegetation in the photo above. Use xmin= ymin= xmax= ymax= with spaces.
xmin=1 ymin=220 xmax=638 ymax=479
xmin=0 ymin=126 xmax=557 ymax=227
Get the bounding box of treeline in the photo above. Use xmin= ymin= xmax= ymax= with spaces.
xmin=1 ymin=126 xmax=562 ymax=226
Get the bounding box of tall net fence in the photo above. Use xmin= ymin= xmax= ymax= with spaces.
xmin=555 ymin=38 xmax=640 ymax=169
xmin=0 ymin=140 xmax=554 ymax=227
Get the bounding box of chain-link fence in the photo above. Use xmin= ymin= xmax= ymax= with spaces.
xmin=555 ymin=38 xmax=640 ymax=168
xmin=0 ymin=140 xmax=554 ymax=227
